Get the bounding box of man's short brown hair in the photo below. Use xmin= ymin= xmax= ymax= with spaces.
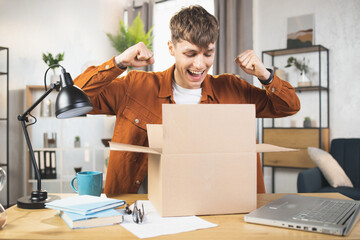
xmin=169 ymin=5 xmax=219 ymax=49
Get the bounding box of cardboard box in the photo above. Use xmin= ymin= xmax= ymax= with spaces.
xmin=110 ymin=104 xmax=295 ymax=217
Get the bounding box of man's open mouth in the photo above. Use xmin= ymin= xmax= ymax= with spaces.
xmin=187 ymin=69 xmax=205 ymax=77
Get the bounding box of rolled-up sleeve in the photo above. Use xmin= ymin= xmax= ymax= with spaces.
xmin=73 ymin=57 xmax=128 ymax=115
xmin=253 ymin=74 xmax=301 ymax=118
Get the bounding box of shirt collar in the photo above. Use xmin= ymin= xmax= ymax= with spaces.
xmin=158 ymin=64 xmax=214 ymax=101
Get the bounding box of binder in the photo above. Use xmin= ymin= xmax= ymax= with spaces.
xmin=39 ymin=151 xmax=46 ymax=178
xmin=33 ymin=150 xmax=41 ymax=179
xmin=50 ymin=151 xmax=56 ymax=179
xmin=38 ymin=150 xmax=57 ymax=179
xmin=45 ymin=151 xmax=51 ymax=178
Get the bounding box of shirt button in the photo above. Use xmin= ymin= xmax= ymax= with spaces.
xmin=135 ymin=180 xmax=141 ymax=185
xmin=105 ymin=64 xmax=109 ymax=69
xmin=134 ymin=118 xmax=139 ymax=124
xmin=271 ymin=87 xmax=276 ymax=93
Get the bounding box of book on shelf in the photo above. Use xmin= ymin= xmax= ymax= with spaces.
xmin=45 ymin=195 xmax=125 ymax=215
xmin=59 ymin=208 xmax=124 ymax=229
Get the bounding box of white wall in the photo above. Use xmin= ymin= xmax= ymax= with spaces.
xmin=0 ymin=0 xmax=126 ymax=205
xmin=254 ymin=0 xmax=360 ymax=193
xmin=1 ymin=0 xmax=126 ymax=87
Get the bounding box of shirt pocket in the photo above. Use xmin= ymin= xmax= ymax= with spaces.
xmin=113 ymin=105 xmax=160 ymax=161
xmin=122 ymin=106 xmax=152 ymax=131
xmin=113 ymin=104 xmax=161 ymax=145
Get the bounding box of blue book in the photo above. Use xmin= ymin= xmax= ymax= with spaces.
xmin=59 ymin=208 xmax=124 ymax=229
xmin=45 ymin=195 xmax=125 ymax=215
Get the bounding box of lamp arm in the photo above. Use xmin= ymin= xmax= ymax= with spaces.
xmin=19 ymin=120 xmax=42 ymax=191
xmin=18 ymin=82 xmax=61 ymax=121
xmin=17 ymin=82 xmax=61 ymax=194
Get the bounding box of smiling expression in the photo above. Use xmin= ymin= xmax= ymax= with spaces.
xmin=168 ymin=40 xmax=215 ymax=89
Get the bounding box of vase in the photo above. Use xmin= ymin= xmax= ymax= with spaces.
xmin=298 ymin=70 xmax=312 ymax=87
xmin=40 ymin=99 xmax=52 ymax=117
xmin=50 ymin=74 xmax=60 ymax=84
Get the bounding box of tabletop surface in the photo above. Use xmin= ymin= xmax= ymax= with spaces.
xmin=0 ymin=192 xmax=359 ymax=240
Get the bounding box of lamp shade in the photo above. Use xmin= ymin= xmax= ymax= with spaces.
xmin=55 ymin=85 xmax=93 ymax=119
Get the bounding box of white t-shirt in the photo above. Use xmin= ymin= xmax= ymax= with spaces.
xmin=137 ymin=81 xmax=203 ymax=194
xmin=172 ymin=81 xmax=202 ymax=104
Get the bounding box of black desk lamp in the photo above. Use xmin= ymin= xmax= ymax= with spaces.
xmin=17 ymin=65 xmax=93 ymax=209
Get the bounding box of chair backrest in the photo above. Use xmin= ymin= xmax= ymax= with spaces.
xmin=330 ymin=138 xmax=360 ymax=188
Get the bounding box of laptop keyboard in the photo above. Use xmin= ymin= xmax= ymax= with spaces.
xmin=293 ymin=199 xmax=356 ymax=224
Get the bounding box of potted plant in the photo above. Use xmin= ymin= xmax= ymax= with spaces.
xmin=106 ymin=13 xmax=153 ymax=70
xmin=42 ymin=52 xmax=65 ymax=83
xmin=303 ymin=116 xmax=312 ymax=128
xmin=285 ymin=56 xmax=311 ymax=86
xmin=74 ymin=136 xmax=81 ymax=148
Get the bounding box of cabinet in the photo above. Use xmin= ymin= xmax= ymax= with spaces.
xmin=0 ymin=47 xmax=9 ymax=207
xmin=25 ymin=85 xmax=115 ymax=195
xmin=261 ymin=45 xmax=330 ymax=192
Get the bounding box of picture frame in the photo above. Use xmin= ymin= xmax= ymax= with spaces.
xmin=287 ymin=14 xmax=314 ymax=49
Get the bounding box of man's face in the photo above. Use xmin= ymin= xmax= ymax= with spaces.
xmin=168 ymin=40 xmax=215 ymax=89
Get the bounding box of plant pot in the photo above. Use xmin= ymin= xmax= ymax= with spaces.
xmin=303 ymin=119 xmax=312 ymax=128
xmin=74 ymin=139 xmax=81 ymax=148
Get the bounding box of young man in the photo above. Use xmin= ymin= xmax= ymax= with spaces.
xmin=74 ymin=5 xmax=300 ymax=195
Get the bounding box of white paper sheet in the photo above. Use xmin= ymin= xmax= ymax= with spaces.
xmin=121 ymin=200 xmax=217 ymax=239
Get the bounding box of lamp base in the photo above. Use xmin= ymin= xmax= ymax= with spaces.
xmin=17 ymin=194 xmax=61 ymax=209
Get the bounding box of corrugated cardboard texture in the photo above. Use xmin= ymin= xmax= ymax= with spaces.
xmin=150 ymin=152 xmax=257 ymax=216
xmin=146 ymin=124 xmax=163 ymax=151
xmin=162 ymin=104 xmax=256 ymax=154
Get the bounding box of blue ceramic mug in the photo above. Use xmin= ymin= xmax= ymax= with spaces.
xmin=71 ymin=171 xmax=103 ymax=196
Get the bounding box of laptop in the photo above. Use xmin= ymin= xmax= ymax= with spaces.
xmin=244 ymin=195 xmax=360 ymax=236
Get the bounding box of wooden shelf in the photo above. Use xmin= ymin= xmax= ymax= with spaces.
xmin=262 ymin=45 xmax=328 ymax=56
xmin=295 ymin=86 xmax=328 ymax=92
xmin=263 ymin=128 xmax=329 ymax=168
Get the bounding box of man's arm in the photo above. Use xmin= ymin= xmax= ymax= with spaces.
xmin=114 ymin=42 xmax=155 ymax=69
xmin=235 ymin=50 xmax=270 ymax=81
xmin=234 ymin=50 xmax=300 ymax=117
xmin=73 ymin=42 xmax=155 ymax=115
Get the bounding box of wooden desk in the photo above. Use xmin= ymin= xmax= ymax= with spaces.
xmin=1 ymin=193 xmax=359 ymax=239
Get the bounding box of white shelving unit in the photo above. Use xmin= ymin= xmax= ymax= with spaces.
xmin=25 ymin=85 xmax=115 ymax=195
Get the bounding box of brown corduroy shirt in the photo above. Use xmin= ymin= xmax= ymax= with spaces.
xmin=74 ymin=57 xmax=300 ymax=195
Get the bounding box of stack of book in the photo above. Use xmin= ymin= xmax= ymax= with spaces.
xmin=45 ymin=195 xmax=126 ymax=229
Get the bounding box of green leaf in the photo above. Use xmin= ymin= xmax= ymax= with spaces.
xmin=106 ymin=12 xmax=153 ymax=53
xmin=285 ymin=56 xmax=309 ymax=73
xmin=42 ymin=52 xmax=65 ymax=69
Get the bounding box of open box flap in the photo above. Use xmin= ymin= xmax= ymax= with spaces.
xmin=109 ymin=142 xmax=297 ymax=155
xmin=147 ymin=124 xmax=163 ymax=149
xmin=109 ymin=142 xmax=161 ymax=154
xmin=256 ymin=143 xmax=297 ymax=152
